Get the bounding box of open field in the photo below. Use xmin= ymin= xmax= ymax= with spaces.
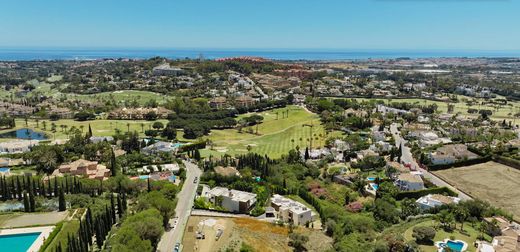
xmin=202 ymin=105 xmax=342 ymax=158
xmin=402 ymin=219 xmax=491 ymax=252
xmin=0 ymin=211 xmax=67 ymax=228
xmin=353 ymin=95 xmax=520 ymax=120
xmin=433 ymin=161 xmax=520 ymax=219
xmin=182 ymin=216 xmax=332 ymax=252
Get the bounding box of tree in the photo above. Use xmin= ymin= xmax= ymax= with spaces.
xmin=152 ymin=122 xmax=164 ymax=130
xmin=58 ymin=188 xmax=66 ymax=211
xmin=161 ymin=126 xmax=176 ymax=140
xmin=304 ymin=147 xmax=310 ymax=160
xmin=454 ymin=206 xmax=469 ymax=231
xmin=412 ymin=226 xmax=436 ymax=244
xmin=289 ymin=233 xmax=308 ymax=252
xmin=23 ymin=192 xmax=30 ymax=212
xmin=437 ymin=210 xmax=455 ymax=230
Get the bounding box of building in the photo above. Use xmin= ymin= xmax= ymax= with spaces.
xmin=270 ymin=194 xmax=317 ymax=226
xmin=204 ymin=187 xmax=257 ymax=213
xmin=235 ymin=95 xmax=255 ymax=108
xmin=53 ymin=159 xmax=111 ymax=180
xmin=395 ymin=173 xmax=424 ymax=191
xmin=478 ymin=216 xmax=520 ymax=252
xmin=209 ymin=97 xmax=227 ymax=109
xmin=0 ymin=140 xmax=38 ymax=154
xmin=429 ymin=144 xmax=479 ymax=165
xmin=89 ymin=136 xmax=114 ymax=143
xmin=141 ymin=141 xmax=180 ymax=155
xmin=137 ymin=163 xmax=180 ymax=174
xmin=153 ymin=63 xmax=184 ymax=76
xmin=416 ymin=194 xmax=461 ymax=210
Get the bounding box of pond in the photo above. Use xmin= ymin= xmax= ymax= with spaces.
xmin=0 ymin=128 xmax=48 ymax=140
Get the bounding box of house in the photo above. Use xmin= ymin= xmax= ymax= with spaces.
xmin=204 ymin=187 xmax=257 ymax=213
xmin=270 ymin=194 xmax=317 ymax=226
xmin=478 ymin=216 xmax=520 ymax=252
xmin=153 ymin=63 xmax=184 ymax=76
xmin=235 ymin=95 xmax=255 ymax=107
xmin=395 ymin=173 xmax=424 ymax=191
xmin=0 ymin=140 xmax=38 ymax=154
xmin=209 ymin=97 xmax=227 ymax=109
xmin=137 ymin=163 xmax=180 ymax=174
xmin=89 ymin=136 xmax=114 ymax=143
xmin=429 ymin=144 xmax=479 ymax=165
xmin=416 ymin=194 xmax=461 ymax=210
xmin=141 ymin=141 xmax=180 ymax=155
xmin=53 ymin=159 xmax=111 ymax=180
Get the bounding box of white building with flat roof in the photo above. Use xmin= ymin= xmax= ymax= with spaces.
xmin=416 ymin=194 xmax=460 ymax=210
xmin=270 ymin=194 xmax=317 ymax=226
xmin=205 ymin=187 xmax=257 ymax=213
xmin=0 ymin=140 xmax=38 ymax=154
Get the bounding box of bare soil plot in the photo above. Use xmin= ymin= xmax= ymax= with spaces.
xmin=182 ymin=216 xmax=332 ymax=252
xmin=433 ymin=161 xmax=520 ymax=219
xmin=0 ymin=211 xmax=68 ymax=228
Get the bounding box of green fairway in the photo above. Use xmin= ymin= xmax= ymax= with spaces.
xmin=202 ymin=105 xmax=342 ymax=158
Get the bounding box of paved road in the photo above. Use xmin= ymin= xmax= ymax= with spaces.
xmin=389 ymin=123 xmax=472 ymax=200
xmin=157 ymin=160 xmax=202 ymax=252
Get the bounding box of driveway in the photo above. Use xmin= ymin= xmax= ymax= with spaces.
xmin=157 ymin=160 xmax=202 ymax=252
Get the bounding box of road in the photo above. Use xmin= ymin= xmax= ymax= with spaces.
xmin=157 ymin=160 xmax=202 ymax=252
xmin=389 ymin=123 xmax=472 ymax=200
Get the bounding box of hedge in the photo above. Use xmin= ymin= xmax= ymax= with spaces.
xmin=178 ymin=141 xmax=206 ymax=152
xmin=395 ymin=187 xmax=457 ymax=200
xmin=38 ymin=221 xmax=64 ymax=252
xmin=494 ymin=155 xmax=520 ymax=170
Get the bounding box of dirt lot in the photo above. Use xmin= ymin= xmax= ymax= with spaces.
xmin=433 ymin=161 xmax=520 ymax=219
xmin=182 ymin=216 xmax=332 ymax=252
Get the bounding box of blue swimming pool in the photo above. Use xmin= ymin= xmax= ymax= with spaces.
xmin=0 ymin=167 xmax=9 ymax=172
xmin=439 ymin=240 xmax=465 ymax=252
xmin=367 ymin=177 xmax=376 ymax=181
xmin=0 ymin=232 xmax=41 ymax=252
xmin=139 ymin=175 xmax=149 ymax=180
xmin=370 ymin=183 xmax=379 ymax=190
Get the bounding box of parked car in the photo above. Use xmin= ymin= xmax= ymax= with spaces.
xmin=174 ymin=242 xmax=180 ymax=252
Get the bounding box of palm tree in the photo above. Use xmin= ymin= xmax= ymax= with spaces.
xmin=35 ymin=119 xmax=39 ymax=128
xmin=126 ymin=123 xmax=130 ymax=132
xmin=42 ymin=121 xmax=47 ymax=131
xmin=141 ymin=123 xmax=145 ymax=133
xmin=79 ymin=125 xmax=84 ymax=133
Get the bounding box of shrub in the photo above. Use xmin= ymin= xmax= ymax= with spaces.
xmin=412 ymin=226 xmax=436 ymax=244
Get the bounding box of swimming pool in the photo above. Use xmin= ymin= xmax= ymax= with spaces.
xmin=438 ymin=240 xmax=466 ymax=252
xmin=139 ymin=175 xmax=149 ymax=179
xmin=0 ymin=232 xmax=41 ymax=252
xmin=370 ymin=183 xmax=379 ymax=190
xmin=367 ymin=177 xmax=376 ymax=181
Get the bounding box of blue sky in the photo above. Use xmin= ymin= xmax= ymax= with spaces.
xmin=0 ymin=0 xmax=518 ymax=50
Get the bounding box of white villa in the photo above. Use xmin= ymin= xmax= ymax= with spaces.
xmin=0 ymin=140 xmax=38 ymax=154
xmin=204 ymin=187 xmax=257 ymax=213
xmin=395 ymin=173 xmax=424 ymax=191
xmin=270 ymin=194 xmax=317 ymax=226
xmin=416 ymin=194 xmax=461 ymax=210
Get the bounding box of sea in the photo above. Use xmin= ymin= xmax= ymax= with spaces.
xmin=0 ymin=48 xmax=519 ymax=61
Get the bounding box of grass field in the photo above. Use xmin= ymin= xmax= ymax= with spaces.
xmin=353 ymin=95 xmax=520 ymax=120
xmin=402 ymin=219 xmax=490 ymax=252
xmin=433 ymin=161 xmax=520 ymax=219
xmin=201 ymin=105 xmax=343 ymax=158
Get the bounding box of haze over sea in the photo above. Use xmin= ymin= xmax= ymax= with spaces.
xmin=0 ymin=48 xmax=520 ymax=61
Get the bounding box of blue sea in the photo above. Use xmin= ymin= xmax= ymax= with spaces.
xmin=0 ymin=48 xmax=519 ymax=61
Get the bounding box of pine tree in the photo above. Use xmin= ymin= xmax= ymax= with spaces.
xmin=58 ymin=188 xmax=66 ymax=211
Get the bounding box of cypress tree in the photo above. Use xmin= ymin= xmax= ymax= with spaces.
xmin=117 ymin=194 xmax=122 ymax=218
xmin=58 ymin=188 xmax=66 ymax=211
xmin=16 ymin=176 xmax=21 ymax=199
xmin=23 ymin=192 xmax=29 ymax=212
xmin=29 ymin=190 xmax=35 ymax=212
xmin=54 ymin=178 xmax=58 ymax=197
xmin=65 ymin=177 xmax=69 ymax=194
xmin=110 ymin=194 xmax=116 ymax=224
xmin=147 ymin=178 xmax=151 ymax=192
xmin=110 ymin=149 xmax=117 ymax=176
xmin=121 ymin=193 xmax=127 ymax=213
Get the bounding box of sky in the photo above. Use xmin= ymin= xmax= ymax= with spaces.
xmin=0 ymin=0 xmax=519 ymax=51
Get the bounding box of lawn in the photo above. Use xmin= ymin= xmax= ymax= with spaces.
xmin=403 ymin=219 xmax=490 ymax=252
xmin=201 ymin=105 xmax=343 ymax=158
xmin=433 ymin=161 xmax=520 ymax=220
xmin=353 ymin=95 xmax=520 ymax=120
xmin=44 ymin=219 xmax=80 ymax=252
